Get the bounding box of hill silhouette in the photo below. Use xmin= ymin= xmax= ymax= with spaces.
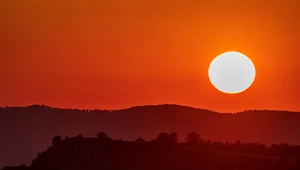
xmin=1 ymin=104 xmax=300 ymax=167
xmin=2 ymin=133 xmax=300 ymax=170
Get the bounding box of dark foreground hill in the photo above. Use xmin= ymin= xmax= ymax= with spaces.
xmin=1 ymin=104 xmax=300 ymax=167
xmin=4 ymin=136 xmax=299 ymax=170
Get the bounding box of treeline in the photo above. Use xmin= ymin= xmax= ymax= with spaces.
xmin=50 ymin=132 xmax=300 ymax=159
xmin=133 ymin=131 xmax=300 ymax=159
xmin=182 ymin=132 xmax=300 ymax=159
xmin=3 ymin=132 xmax=300 ymax=170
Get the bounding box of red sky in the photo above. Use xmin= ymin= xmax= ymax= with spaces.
xmin=1 ymin=0 xmax=300 ymax=112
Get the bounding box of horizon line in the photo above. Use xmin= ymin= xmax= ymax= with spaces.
xmin=1 ymin=103 xmax=299 ymax=114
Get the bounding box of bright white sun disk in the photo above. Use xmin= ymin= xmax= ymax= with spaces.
xmin=208 ymin=51 xmax=256 ymax=94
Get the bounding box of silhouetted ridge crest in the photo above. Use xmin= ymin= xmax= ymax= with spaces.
xmin=1 ymin=104 xmax=298 ymax=114
xmin=26 ymin=132 xmax=300 ymax=170
xmin=2 ymin=104 xmax=300 ymax=168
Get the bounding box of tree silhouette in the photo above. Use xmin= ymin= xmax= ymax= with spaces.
xmin=186 ymin=132 xmax=201 ymax=146
xmin=170 ymin=132 xmax=179 ymax=144
xmin=96 ymin=132 xmax=110 ymax=140
xmin=37 ymin=152 xmax=42 ymax=158
xmin=52 ymin=135 xmax=61 ymax=146
xmin=155 ymin=132 xmax=178 ymax=145
xmin=135 ymin=137 xmax=146 ymax=143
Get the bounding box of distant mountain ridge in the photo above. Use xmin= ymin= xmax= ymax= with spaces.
xmin=2 ymin=103 xmax=298 ymax=114
xmin=1 ymin=104 xmax=300 ymax=167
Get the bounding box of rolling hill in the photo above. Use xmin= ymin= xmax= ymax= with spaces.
xmin=1 ymin=104 xmax=300 ymax=167
xmin=29 ymin=137 xmax=296 ymax=170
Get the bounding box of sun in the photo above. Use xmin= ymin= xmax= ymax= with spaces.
xmin=208 ymin=51 xmax=256 ymax=94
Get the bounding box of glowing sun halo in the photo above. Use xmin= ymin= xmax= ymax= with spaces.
xmin=208 ymin=51 xmax=256 ymax=94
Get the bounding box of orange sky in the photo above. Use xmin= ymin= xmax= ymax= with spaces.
xmin=1 ymin=0 xmax=300 ymax=112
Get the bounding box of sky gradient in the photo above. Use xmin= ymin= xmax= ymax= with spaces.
xmin=1 ymin=0 xmax=300 ymax=112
